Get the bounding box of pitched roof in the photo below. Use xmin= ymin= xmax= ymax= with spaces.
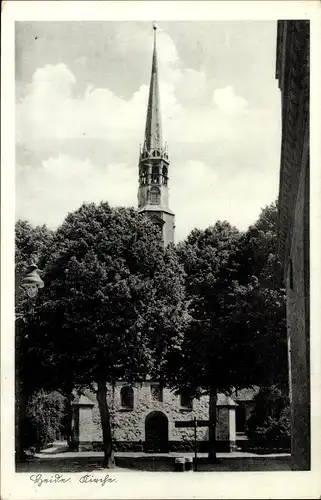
xmin=72 ymin=394 xmax=95 ymax=406
xmin=231 ymin=386 xmax=260 ymax=402
xmin=217 ymin=393 xmax=238 ymax=407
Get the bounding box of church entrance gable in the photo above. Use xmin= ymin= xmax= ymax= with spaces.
xmin=144 ymin=411 xmax=169 ymax=453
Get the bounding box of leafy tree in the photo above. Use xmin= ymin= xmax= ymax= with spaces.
xmin=233 ymin=201 xmax=283 ymax=287
xmin=15 ymin=220 xmax=54 ymax=460
xmin=38 ymin=202 xmax=188 ymax=468
xmin=169 ymin=206 xmax=287 ymax=460
xmin=15 ymin=220 xmax=53 ymax=285
xmin=227 ymin=201 xmax=288 ymax=388
xmin=246 ymin=386 xmax=290 ymax=449
xmin=170 ymin=221 xmax=242 ymax=459
xmin=24 ymin=390 xmax=66 ymax=452
xmin=216 ymin=276 xmax=287 ymax=389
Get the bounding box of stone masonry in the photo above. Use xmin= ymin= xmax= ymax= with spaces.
xmin=71 ymin=382 xmax=237 ymax=452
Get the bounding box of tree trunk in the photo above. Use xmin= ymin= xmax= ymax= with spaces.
xmin=96 ymin=380 xmax=115 ymax=468
xmin=208 ymin=387 xmax=218 ymax=460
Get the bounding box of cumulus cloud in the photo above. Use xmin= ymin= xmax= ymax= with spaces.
xmin=212 ymin=85 xmax=248 ymax=114
xmin=16 ymin=25 xmax=280 ymax=240
xmin=16 ymin=155 xmax=137 ymax=228
xmin=171 ymin=159 xmax=279 ymax=240
xmin=174 ymin=68 xmax=207 ymax=104
xmin=157 ymin=29 xmax=180 ymax=66
xmin=16 ymin=61 xmax=259 ymax=150
xmin=16 ymin=153 xmax=279 ymax=242
xmin=16 ymin=63 xmax=148 ymax=144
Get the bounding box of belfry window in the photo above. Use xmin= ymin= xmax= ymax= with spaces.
xmin=162 ymin=165 xmax=168 ymax=185
xmin=151 ymin=166 xmax=159 ymax=184
xmin=120 ymin=386 xmax=134 ymax=410
xmin=150 ymin=187 xmax=160 ymax=205
xmin=140 ymin=166 xmax=148 ymax=185
xmin=141 ymin=174 xmax=147 ymax=185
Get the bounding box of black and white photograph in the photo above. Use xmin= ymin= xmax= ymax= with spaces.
xmin=1 ymin=1 xmax=320 ymax=499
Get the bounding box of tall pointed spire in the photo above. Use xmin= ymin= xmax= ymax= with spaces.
xmin=144 ymin=23 xmax=163 ymax=152
xmin=137 ymin=23 xmax=175 ymax=248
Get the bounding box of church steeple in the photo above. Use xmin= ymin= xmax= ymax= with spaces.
xmin=144 ymin=24 xmax=163 ymax=152
xmin=137 ymin=24 xmax=175 ymax=247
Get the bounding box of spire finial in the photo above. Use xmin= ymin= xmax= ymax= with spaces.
xmin=153 ymin=23 xmax=158 ymax=47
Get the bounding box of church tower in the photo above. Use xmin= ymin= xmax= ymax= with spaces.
xmin=138 ymin=24 xmax=175 ymax=247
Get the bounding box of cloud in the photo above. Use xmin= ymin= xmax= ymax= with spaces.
xmin=212 ymin=85 xmax=248 ymax=114
xmin=157 ymin=29 xmax=179 ymax=66
xmin=171 ymin=160 xmax=279 ymax=241
xmin=16 ymin=26 xmax=281 ymax=240
xmin=16 ymin=155 xmax=138 ymax=228
xmin=16 ymin=63 xmax=148 ymax=144
xmin=17 ymin=56 xmax=252 ymax=147
xmin=174 ymin=68 xmax=207 ymax=104
xmin=16 ymin=154 xmax=279 ymax=242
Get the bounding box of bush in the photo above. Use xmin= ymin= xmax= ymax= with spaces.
xmin=245 ymin=386 xmax=290 ymax=449
xmin=24 ymin=390 xmax=66 ymax=452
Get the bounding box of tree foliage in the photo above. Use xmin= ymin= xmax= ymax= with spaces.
xmin=168 ymin=204 xmax=287 ymax=457
xmin=15 ymin=201 xmax=287 ymax=462
xmin=246 ymin=386 xmax=290 ymax=449
xmin=167 ymin=221 xmax=242 ymax=459
xmin=36 ymin=202 xmax=188 ymax=466
xmin=15 ymin=220 xmax=53 ymax=277
xmin=171 ymin=221 xmax=242 ymax=395
xmin=15 ymin=220 xmax=54 ymax=459
xmin=24 ymin=390 xmax=67 ymax=452
xmin=233 ymin=201 xmax=283 ymax=287
xmin=229 ymin=201 xmax=287 ymax=387
xmin=39 ymin=203 xmax=187 ymax=384
xmin=15 ymin=218 xmax=57 ymax=400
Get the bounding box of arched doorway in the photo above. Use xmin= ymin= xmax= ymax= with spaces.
xmin=145 ymin=411 xmax=169 ymax=453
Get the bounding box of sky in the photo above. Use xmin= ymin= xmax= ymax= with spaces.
xmin=15 ymin=21 xmax=281 ymax=242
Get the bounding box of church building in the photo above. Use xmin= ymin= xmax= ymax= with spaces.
xmin=71 ymin=25 xmax=237 ymax=453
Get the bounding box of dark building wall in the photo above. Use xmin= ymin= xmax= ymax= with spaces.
xmin=276 ymin=20 xmax=310 ymax=470
xmin=286 ymin=151 xmax=310 ymax=470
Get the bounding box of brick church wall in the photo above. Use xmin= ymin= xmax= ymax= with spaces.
xmin=286 ymin=156 xmax=310 ymax=469
xmin=276 ymin=20 xmax=310 ymax=470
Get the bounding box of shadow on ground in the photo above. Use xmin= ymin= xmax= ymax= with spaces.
xmin=16 ymin=456 xmax=109 ymax=473
xmin=16 ymin=455 xmax=292 ymax=473
xmin=116 ymin=456 xmax=292 ymax=471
